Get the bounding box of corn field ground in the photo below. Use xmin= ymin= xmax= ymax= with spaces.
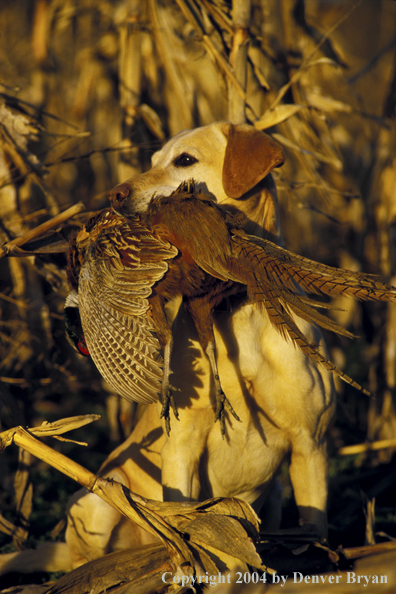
xmin=1 ymin=0 xmax=396 ymax=591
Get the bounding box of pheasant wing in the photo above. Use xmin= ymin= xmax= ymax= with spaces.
xmin=76 ymin=211 xmax=178 ymax=404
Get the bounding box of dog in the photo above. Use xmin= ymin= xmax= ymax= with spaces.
xmin=0 ymin=122 xmax=335 ymax=577
xmin=109 ymin=122 xmax=335 ymax=532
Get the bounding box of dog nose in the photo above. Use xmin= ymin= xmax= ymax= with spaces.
xmin=109 ymin=183 xmax=131 ymax=211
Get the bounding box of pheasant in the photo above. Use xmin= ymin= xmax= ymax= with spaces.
xmin=66 ymin=199 xmax=243 ymax=434
xmin=67 ymin=182 xmax=396 ymax=434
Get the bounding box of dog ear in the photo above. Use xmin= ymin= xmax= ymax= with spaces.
xmin=222 ymin=124 xmax=285 ymax=199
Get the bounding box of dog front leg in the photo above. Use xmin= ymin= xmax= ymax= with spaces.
xmin=160 ymin=429 xmax=202 ymax=502
xmin=289 ymin=441 xmax=329 ymax=540
xmin=159 ymin=406 xmax=213 ymax=502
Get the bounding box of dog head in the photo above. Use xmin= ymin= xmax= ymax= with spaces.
xmin=109 ymin=122 xmax=285 ymax=241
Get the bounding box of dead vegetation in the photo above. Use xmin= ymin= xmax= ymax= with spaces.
xmin=1 ymin=0 xmax=396 ymax=591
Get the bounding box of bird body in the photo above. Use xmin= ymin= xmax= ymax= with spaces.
xmin=67 ymin=183 xmax=396 ymax=433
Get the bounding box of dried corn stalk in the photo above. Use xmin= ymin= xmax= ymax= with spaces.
xmin=0 ymin=416 xmax=266 ymax=578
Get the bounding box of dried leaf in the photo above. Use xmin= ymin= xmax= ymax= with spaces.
xmin=272 ymin=132 xmax=343 ymax=171
xmin=30 ymin=414 xmax=101 ymax=438
xmin=248 ymin=45 xmax=270 ymax=90
xmin=255 ymin=105 xmax=306 ymax=130
xmin=305 ymin=57 xmax=339 ymax=68
xmin=307 ymin=91 xmax=353 ymax=114
xmin=0 ymin=102 xmax=39 ymax=151
xmin=183 ymin=515 xmax=262 ymax=568
xmin=0 ymin=101 xmax=44 ymax=177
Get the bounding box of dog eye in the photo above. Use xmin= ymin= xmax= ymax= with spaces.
xmin=174 ymin=153 xmax=198 ymax=167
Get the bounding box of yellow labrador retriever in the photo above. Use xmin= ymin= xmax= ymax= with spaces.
xmin=0 ymin=122 xmax=335 ymax=576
